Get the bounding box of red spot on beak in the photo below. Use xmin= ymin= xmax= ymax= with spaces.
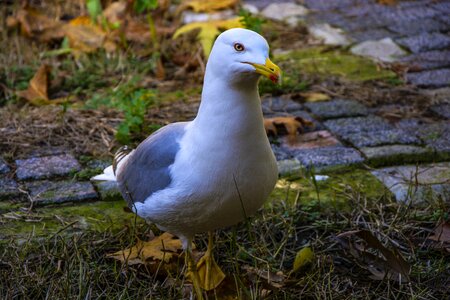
xmin=270 ymin=75 xmax=278 ymax=83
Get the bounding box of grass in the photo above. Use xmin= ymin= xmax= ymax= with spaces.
xmin=1 ymin=170 xmax=448 ymax=299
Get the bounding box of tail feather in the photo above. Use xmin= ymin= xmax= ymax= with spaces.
xmin=91 ymin=147 xmax=134 ymax=182
xmin=91 ymin=165 xmax=116 ymax=181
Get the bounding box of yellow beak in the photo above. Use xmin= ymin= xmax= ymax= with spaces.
xmin=248 ymin=58 xmax=281 ymax=84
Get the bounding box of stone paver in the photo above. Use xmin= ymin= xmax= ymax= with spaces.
xmin=406 ymin=69 xmax=450 ymax=88
xmin=261 ymin=2 xmax=308 ymax=26
xmin=396 ymin=33 xmax=450 ymax=54
xmin=0 ymin=157 xmax=9 ymax=174
xmin=397 ymin=120 xmax=450 ymax=155
xmin=429 ymin=103 xmax=450 ymax=119
xmin=324 ymin=115 xmax=393 ymax=135
xmin=261 ymin=96 xmax=303 ymax=114
xmin=25 ymin=180 xmax=98 ymax=205
xmin=0 ymin=177 xmax=22 ymax=200
xmin=300 ymin=0 xmax=450 ymax=88
xmin=388 ymin=19 xmax=448 ymax=36
xmin=340 ymin=129 xmax=421 ymax=148
xmin=350 ymin=38 xmax=407 ymax=62
xmin=15 ymin=154 xmax=81 ymax=180
xmin=400 ymin=50 xmax=450 ymax=71
xmin=361 ymin=145 xmax=431 ymax=166
xmin=292 ymin=146 xmax=364 ymax=171
xmin=304 ymin=99 xmax=369 ymax=120
xmin=372 ymin=162 xmax=450 ymax=202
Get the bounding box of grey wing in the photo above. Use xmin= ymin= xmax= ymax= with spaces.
xmin=116 ymin=122 xmax=188 ymax=208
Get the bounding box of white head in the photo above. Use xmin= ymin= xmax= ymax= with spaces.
xmin=205 ymin=28 xmax=281 ymax=86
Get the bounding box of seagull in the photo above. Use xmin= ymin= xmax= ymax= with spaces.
xmin=93 ymin=28 xmax=281 ymax=297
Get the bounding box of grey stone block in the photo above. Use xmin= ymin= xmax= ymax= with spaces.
xmin=304 ymin=99 xmax=369 ymax=120
xmin=429 ymin=103 xmax=450 ymax=120
xmin=25 ymin=180 xmax=98 ymax=205
xmin=361 ymin=145 xmax=432 ymax=166
xmin=406 ymin=69 xmax=450 ymax=88
xmin=0 ymin=176 xmax=22 ymax=200
xmin=396 ymin=32 xmax=450 ymax=53
xmin=292 ymin=146 xmax=364 ymax=171
xmin=0 ymin=157 xmax=10 ymax=174
xmin=372 ymin=162 xmax=450 ymax=203
xmin=261 ymin=97 xmax=303 ymax=114
xmin=271 ymin=144 xmax=293 ymax=161
xmin=400 ymin=50 xmax=450 ymax=71
xmin=350 ymin=29 xmax=397 ymax=43
xmin=341 ymin=129 xmax=421 ymax=148
xmin=431 ymin=2 xmax=450 ymax=14
xmin=324 ymin=115 xmax=393 ymax=135
xmin=397 ymin=120 xmax=450 ymax=154
xmin=388 ymin=19 xmax=448 ymax=36
xmin=15 ymin=154 xmax=81 ymax=180
xmin=304 ymin=0 xmax=361 ymax=11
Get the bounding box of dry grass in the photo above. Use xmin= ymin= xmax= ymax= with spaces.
xmin=1 ymin=184 xmax=449 ymax=299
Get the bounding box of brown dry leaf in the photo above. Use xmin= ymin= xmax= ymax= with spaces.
xmin=337 ymin=230 xmax=411 ymax=282
xmin=63 ymin=16 xmax=117 ymax=54
xmin=10 ymin=8 xmax=65 ymax=42
xmin=299 ymin=92 xmax=330 ymax=102
xmin=282 ymin=130 xmax=340 ymax=150
xmin=264 ymin=116 xmax=314 ymax=137
xmin=428 ymin=221 xmax=450 ymax=252
xmin=243 ymin=265 xmax=286 ymax=289
xmin=16 ymin=64 xmax=62 ymax=106
xmin=103 ymin=1 xmax=129 ymax=24
xmin=180 ymin=0 xmax=238 ymax=12
xmin=107 ymin=232 xmax=184 ymax=264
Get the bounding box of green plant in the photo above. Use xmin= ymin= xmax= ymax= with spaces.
xmin=238 ymin=8 xmax=265 ymax=33
xmin=84 ymin=77 xmax=157 ymax=144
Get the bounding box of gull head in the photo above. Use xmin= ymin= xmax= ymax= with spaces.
xmin=206 ymin=28 xmax=281 ymax=85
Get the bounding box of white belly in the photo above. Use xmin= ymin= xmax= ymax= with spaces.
xmin=133 ymin=123 xmax=278 ymax=238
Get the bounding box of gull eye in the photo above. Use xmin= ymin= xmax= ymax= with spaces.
xmin=233 ymin=43 xmax=245 ymax=52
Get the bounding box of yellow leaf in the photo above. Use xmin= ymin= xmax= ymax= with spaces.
xmin=173 ymin=17 xmax=243 ymax=57
xmin=292 ymin=247 xmax=314 ymax=273
xmin=63 ymin=16 xmax=117 ymax=55
xmin=16 ymin=64 xmax=49 ymax=105
xmin=300 ymin=92 xmax=330 ymax=102
xmin=107 ymin=232 xmax=184 ymax=264
xmin=181 ymin=0 xmax=238 ymax=12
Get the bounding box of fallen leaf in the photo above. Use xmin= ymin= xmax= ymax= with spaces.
xmin=337 ymin=230 xmax=411 ymax=282
xmin=292 ymin=246 xmax=314 ymax=273
xmin=180 ymin=0 xmax=238 ymax=12
xmin=107 ymin=232 xmax=184 ymax=263
xmin=173 ymin=17 xmax=243 ymax=57
xmin=282 ymin=130 xmax=340 ymax=150
xmin=428 ymin=221 xmax=450 ymax=243
xmin=299 ymin=92 xmax=330 ymax=102
xmin=103 ymin=1 xmax=129 ymax=24
xmin=63 ymin=16 xmax=117 ymax=54
xmin=10 ymin=8 xmax=65 ymax=42
xmin=264 ymin=116 xmax=314 ymax=138
xmin=243 ymin=265 xmax=286 ymax=289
